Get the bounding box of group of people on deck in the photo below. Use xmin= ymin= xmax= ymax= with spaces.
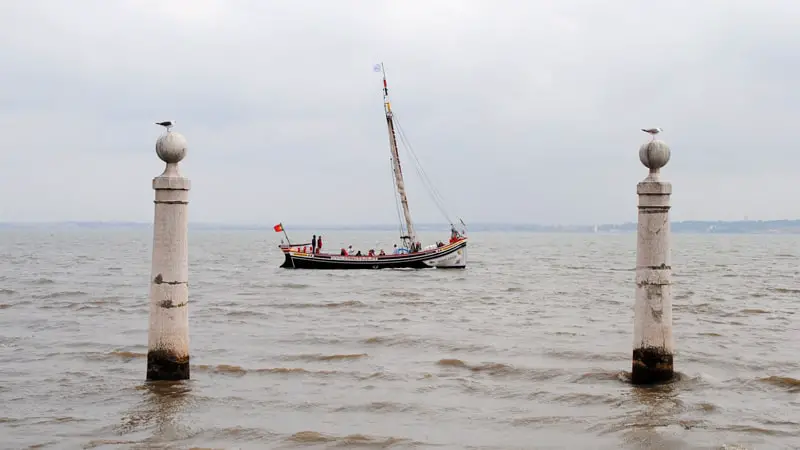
xmin=299 ymin=234 xmax=323 ymax=254
xmin=297 ymin=226 xmax=463 ymax=257
xmin=339 ymin=243 xmax=410 ymax=257
xmin=339 ymin=245 xmax=388 ymax=257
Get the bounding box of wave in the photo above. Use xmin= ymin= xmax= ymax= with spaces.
xmin=362 ymin=335 xmax=492 ymax=353
xmin=332 ymin=401 xmax=415 ymax=413
xmin=380 ymin=290 xmax=422 ymax=298
xmin=33 ymin=291 xmax=88 ymax=300
xmin=738 ymin=308 xmax=770 ymax=314
xmin=192 ymin=364 xmax=338 ymax=376
xmin=769 ymin=287 xmax=800 ymax=294
xmin=270 ymin=282 xmax=311 ymax=289
xmin=280 ymin=353 xmax=368 ymax=362
xmin=435 ymin=358 xmax=562 ymax=379
xmin=271 ymin=300 xmax=366 ymax=309
xmin=759 ymin=375 xmax=800 ymax=392
xmin=286 ymin=431 xmax=413 ymax=447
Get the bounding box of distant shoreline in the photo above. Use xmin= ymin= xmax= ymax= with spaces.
xmin=2 ymin=220 xmax=800 ymax=234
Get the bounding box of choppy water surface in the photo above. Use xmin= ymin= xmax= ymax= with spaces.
xmin=0 ymin=229 xmax=798 ymax=449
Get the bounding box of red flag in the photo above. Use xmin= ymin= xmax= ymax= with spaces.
xmin=273 ymin=223 xmax=283 ymax=233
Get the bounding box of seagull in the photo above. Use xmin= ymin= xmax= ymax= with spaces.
xmin=156 ymin=120 xmax=175 ymax=132
xmin=641 ymin=127 xmax=662 ymax=140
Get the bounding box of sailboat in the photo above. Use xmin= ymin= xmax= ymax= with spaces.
xmin=277 ymin=63 xmax=468 ymax=270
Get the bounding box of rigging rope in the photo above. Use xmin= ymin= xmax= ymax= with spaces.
xmin=394 ymin=116 xmax=451 ymax=221
xmin=392 ymin=113 xmax=454 ymax=226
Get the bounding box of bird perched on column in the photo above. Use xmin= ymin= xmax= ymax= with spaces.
xmin=156 ymin=121 xmax=175 ymax=132
xmin=641 ymin=127 xmax=662 ymax=140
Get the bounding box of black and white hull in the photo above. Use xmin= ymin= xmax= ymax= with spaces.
xmin=280 ymin=239 xmax=467 ymax=270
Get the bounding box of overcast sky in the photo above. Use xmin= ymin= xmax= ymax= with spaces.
xmin=0 ymin=0 xmax=797 ymax=226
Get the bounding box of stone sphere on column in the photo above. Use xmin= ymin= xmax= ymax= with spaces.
xmin=156 ymin=132 xmax=188 ymax=164
xmin=639 ymin=140 xmax=670 ymax=170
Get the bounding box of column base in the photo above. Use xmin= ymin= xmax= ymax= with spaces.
xmin=631 ymin=347 xmax=673 ymax=385
xmin=147 ymin=349 xmax=190 ymax=381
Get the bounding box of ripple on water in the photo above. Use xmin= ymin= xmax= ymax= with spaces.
xmin=279 ymin=353 xmax=369 ymax=362
xmin=190 ymin=426 xmax=280 ymax=444
xmin=380 ymin=290 xmax=422 ymax=299
xmin=286 ymin=431 xmax=415 ymax=448
xmin=271 ymin=282 xmax=312 ymax=289
xmin=769 ymin=287 xmax=800 ymax=294
xmin=435 ymin=358 xmax=566 ymax=381
xmin=736 ymin=308 xmax=770 ymax=315
xmin=362 ymin=335 xmax=494 ymax=353
xmin=758 ymin=376 xmax=800 ymax=393
xmin=331 ymin=401 xmax=417 ymax=414
xmin=225 ymin=309 xmax=270 ymax=318
xmin=33 ymin=290 xmax=88 ymax=300
xmin=192 ymin=364 xmax=339 ymax=377
xmin=271 ymin=300 xmax=367 ymax=309
xmin=100 ymin=350 xmax=147 ymax=362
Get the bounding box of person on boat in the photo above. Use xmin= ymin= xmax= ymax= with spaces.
xmin=340 ymin=248 xmax=347 ymax=256
xmin=379 ymin=249 xmax=386 ymax=256
xmin=449 ymin=226 xmax=460 ymax=244
xmin=316 ymin=235 xmax=323 ymax=254
xmin=392 ymin=244 xmax=399 ymax=255
xmin=355 ymin=250 xmax=362 ymax=256
xmin=311 ymin=234 xmax=317 ymax=254
xmin=348 ymin=245 xmax=354 ymax=255
xmin=302 ymin=246 xmax=307 ymax=253
xmin=368 ymin=249 xmax=375 ymax=257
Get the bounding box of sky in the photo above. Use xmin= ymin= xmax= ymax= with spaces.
xmin=1 ymin=0 xmax=798 ymax=226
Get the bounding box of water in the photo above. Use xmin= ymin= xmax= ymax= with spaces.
xmin=1 ymin=229 xmax=798 ymax=449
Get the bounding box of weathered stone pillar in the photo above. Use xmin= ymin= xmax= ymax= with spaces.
xmin=631 ymin=138 xmax=674 ymax=385
xmin=147 ymin=126 xmax=190 ymax=381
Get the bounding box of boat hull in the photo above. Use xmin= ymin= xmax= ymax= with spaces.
xmin=280 ymin=239 xmax=467 ymax=270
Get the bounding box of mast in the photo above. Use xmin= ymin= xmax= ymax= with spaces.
xmin=378 ymin=63 xmax=416 ymax=248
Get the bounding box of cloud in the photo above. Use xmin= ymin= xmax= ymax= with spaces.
xmin=0 ymin=0 xmax=798 ymax=225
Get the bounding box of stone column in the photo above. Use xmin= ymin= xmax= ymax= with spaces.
xmin=147 ymin=127 xmax=191 ymax=381
xmin=631 ymin=139 xmax=674 ymax=385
